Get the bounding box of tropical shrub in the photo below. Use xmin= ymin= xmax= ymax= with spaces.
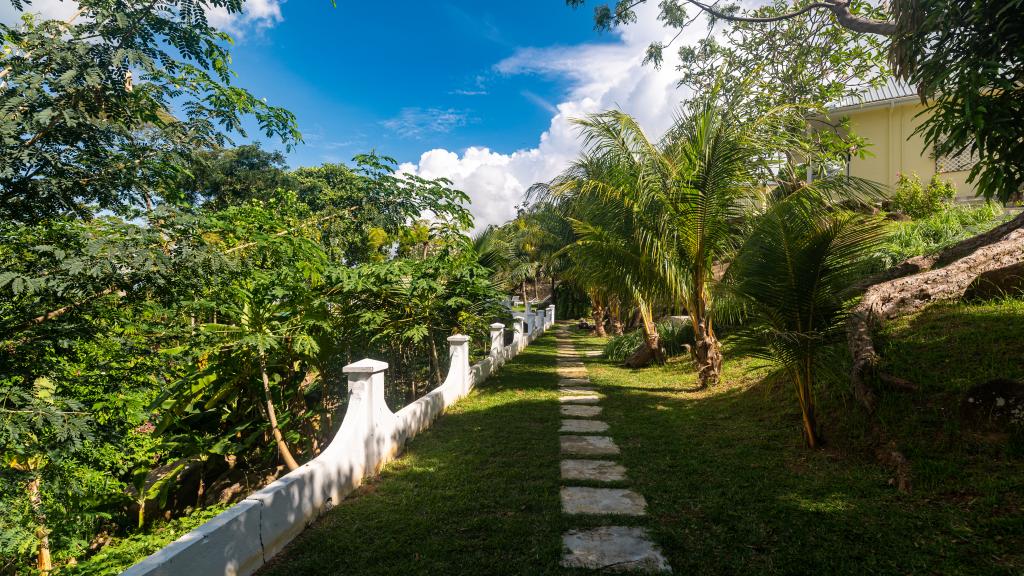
xmin=872 ymin=202 xmax=1006 ymax=270
xmin=890 ymin=173 xmax=956 ymax=218
xmin=603 ymin=319 xmax=695 ymax=363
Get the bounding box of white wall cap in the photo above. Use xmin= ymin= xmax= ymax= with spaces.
xmin=342 ymin=358 xmax=389 ymax=374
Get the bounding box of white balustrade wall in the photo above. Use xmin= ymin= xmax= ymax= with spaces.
xmin=123 ymin=316 xmax=550 ymax=576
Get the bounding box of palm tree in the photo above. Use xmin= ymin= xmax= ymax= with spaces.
xmin=723 ymin=194 xmax=887 ymax=447
xmin=540 ymin=99 xmax=760 ymax=382
xmin=539 ymin=153 xmax=672 ymax=366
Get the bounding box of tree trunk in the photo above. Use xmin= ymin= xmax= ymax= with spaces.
xmin=590 ymin=295 xmax=607 ymax=337
xmin=849 ymin=227 xmax=1024 ymax=413
xmin=521 ymin=280 xmax=528 ymax=306
xmin=28 ymin=476 xmax=52 ymax=573
xmin=428 ymin=333 xmax=442 ymax=387
xmin=844 ymin=222 xmax=1024 ymax=494
xmin=691 ymin=294 xmax=723 ymax=388
xmin=624 ymin=300 xmax=665 ymax=368
xmin=608 ymin=296 xmax=624 ymax=336
xmin=533 ymin=275 xmax=540 ymax=301
xmin=259 ymin=355 xmax=300 ymax=471
xmin=794 ymin=365 xmax=820 ymax=449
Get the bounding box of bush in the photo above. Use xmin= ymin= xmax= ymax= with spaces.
xmin=603 ymin=319 xmax=695 ymax=363
xmin=872 ymin=202 xmax=1006 ymax=271
xmin=890 ymin=173 xmax=957 ymax=218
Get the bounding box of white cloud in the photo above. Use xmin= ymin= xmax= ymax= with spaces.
xmin=382 ymin=107 xmax=474 ymax=139
xmin=1 ymin=0 xmax=284 ymax=36
xmin=0 ymin=0 xmax=79 ymax=24
xmin=206 ymin=0 xmax=284 ymax=37
xmin=400 ymin=3 xmax=702 ymax=232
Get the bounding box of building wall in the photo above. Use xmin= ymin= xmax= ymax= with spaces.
xmin=843 ymin=101 xmax=977 ymax=200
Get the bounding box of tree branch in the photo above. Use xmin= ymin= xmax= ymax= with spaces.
xmin=681 ymin=0 xmax=895 ymax=36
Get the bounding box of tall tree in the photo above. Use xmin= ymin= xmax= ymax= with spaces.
xmin=0 ymin=0 xmax=300 ymax=222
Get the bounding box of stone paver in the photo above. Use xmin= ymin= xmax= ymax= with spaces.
xmin=560 ymin=435 xmax=620 ymax=456
xmin=559 ymin=386 xmax=599 ymax=395
xmin=559 ymin=378 xmax=590 ymax=387
xmin=560 ymin=419 xmax=609 ymax=433
xmin=562 ymin=526 xmax=670 ymax=572
xmin=561 ymin=404 xmax=602 ymax=418
xmin=560 ymin=459 xmax=626 ymax=482
xmin=561 ymin=487 xmax=647 ymax=516
xmin=557 ymin=367 xmax=589 ymax=378
xmin=559 ymin=394 xmax=601 ymax=404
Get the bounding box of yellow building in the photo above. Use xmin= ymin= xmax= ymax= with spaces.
xmin=826 ymin=80 xmax=979 ymax=201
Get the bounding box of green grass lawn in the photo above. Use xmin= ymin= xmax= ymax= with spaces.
xmin=260 ymin=300 xmax=1023 ymax=575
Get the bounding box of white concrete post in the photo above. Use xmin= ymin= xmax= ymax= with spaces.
xmin=525 ymin=311 xmax=536 ymax=340
xmin=525 ymin=300 xmax=532 ymax=315
xmin=547 ymin=305 xmax=556 ymax=328
xmin=489 ymin=322 xmax=504 ymax=361
xmin=512 ymin=316 xmax=525 ymax=352
xmin=447 ymin=334 xmax=471 ymax=394
xmin=341 ymin=358 xmax=389 ymax=472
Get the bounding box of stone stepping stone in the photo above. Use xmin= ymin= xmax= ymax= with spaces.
xmin=561 ymin=404 xmax=602 ymax=417
xmin=559 ymin=378 xmax=590 ymax=387
xmin=559 ymin=386 xmax=599 ymax=395
xmin=560 ymin=419 xmax=609 ymax=433
xmin=560 ymin=459 xmax=626 ymax=482
xmin=560 ymin=487 xmax=647 ymax=516
xmin=561 ymin=526 xmax=670 ymax=572
xmin=557 ymin=360 xmax=584 ymax=366
xmin=559 ymin=394 xmax=600 ymax=404
xmin=560 ymin=435 xmax=620 ymax=456
xmin=557 ymin=367 xmax=589 ymax=378
xmin=581 ymin=350 xmax=603 ymax=357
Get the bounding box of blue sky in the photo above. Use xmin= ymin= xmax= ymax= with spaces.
xmin=230 ymin=1 xmax=613 ymax=166
xmin=2 ymin=0 xmax=693 ymax=228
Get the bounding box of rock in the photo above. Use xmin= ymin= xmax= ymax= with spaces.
xmin=963 ymin=262 xmax=1024 ymax=301
xmin=960 ymin=379 xmax=1024 ymax=430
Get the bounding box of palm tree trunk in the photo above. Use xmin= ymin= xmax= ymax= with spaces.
xmin=28 ymin=476 xmax=52 ymax=573
xmin=691 ymin=284 xmax=723 ymax=388
xmin=608 ymin=296 xmax=624 ymax=336
xmin=260 ymin=355 xmax=300 ymax=471
xmin=794 ymin=364 xmax=820 ymax=448
xmin=590 ymin=294 xmax=607 ymax=337
xmin=624 ymin=300 xmax=664 ymax=368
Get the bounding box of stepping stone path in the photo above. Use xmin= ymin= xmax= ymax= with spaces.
xmin=555 ymin=329 xmax=671 ymax=573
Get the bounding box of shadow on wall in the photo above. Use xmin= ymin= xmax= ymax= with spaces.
xmin=121 ymin=307 xmax=556 ymax=576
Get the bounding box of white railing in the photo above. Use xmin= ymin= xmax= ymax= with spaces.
xmin=122 ymin=311 xmax=554 ymax=576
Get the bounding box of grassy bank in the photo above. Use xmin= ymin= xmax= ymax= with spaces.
xmin=577 ymin=297 xmax=1023 ymax=574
